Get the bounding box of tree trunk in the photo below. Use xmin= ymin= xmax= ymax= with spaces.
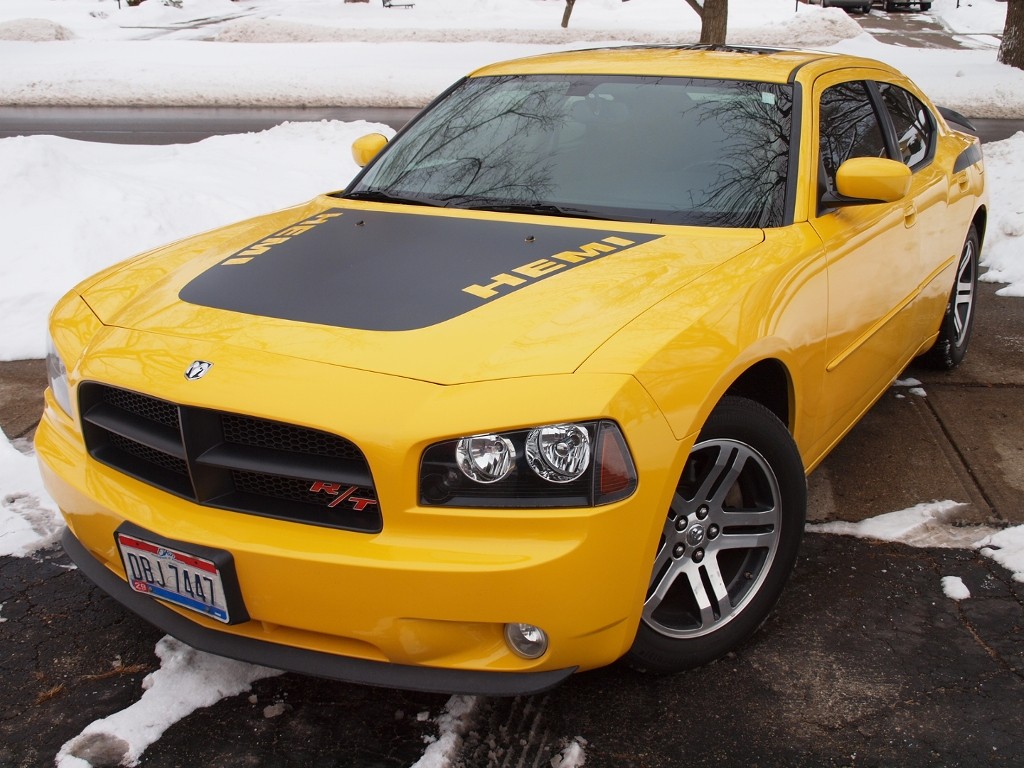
xmin=999 ymin=0 xmax=1024 ymax=70
xmin=561 ymin=0 xmax=576 ymax=28
xmin=699 ymin=0 xmax=728 ymax=45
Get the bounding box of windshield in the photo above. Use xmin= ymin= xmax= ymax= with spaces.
xmin=346 ymin=74 xmax=794 ymax=228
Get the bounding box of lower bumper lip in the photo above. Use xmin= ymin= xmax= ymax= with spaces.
xmin=62 ymin=526 xmax=577 ymax=697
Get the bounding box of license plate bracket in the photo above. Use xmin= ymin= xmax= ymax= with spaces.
xmin=114 ymin=523 xmax=249 ymax=625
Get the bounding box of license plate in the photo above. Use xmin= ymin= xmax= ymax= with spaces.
xmin=116 ymin=532 xmax=231 ymax=623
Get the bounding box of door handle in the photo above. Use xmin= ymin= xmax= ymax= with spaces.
xmin=904 ymin=205 xmax=917 ymax=228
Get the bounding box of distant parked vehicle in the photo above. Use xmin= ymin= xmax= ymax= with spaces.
xmin=822 ymin=0 xmax=872 ymax=13
xmin=880 ymin=0 xmax=932 ymax=10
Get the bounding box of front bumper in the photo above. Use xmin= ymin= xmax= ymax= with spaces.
xmin=61 ymin=527 xmax=575 ymax=695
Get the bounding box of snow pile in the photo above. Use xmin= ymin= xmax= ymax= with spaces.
xmin=0 ymin=429 xmax=62 ymax=557
xmin=807 ymin=500 xmax=995 ymax=548
xmin=0 ymin=119 xmax=393 ymax=361
xmin=977 ymin=132 xmax=1024 ymax=296
xmin=977 ymin=525 xmax=1024 ymax=583
xmin=56 ymin=635 xmax=283 ymax=768
xmin=0 ymin=18 xmax=75 ymax=41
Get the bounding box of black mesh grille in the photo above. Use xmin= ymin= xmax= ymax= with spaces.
xmin=102 ymin=387 xmax=181 ymax=430
xmin=78 ymin=383 xmax=381 ymax=533
xmin=222 ymin=414 xmax=364 ymax=461
xmin=109 ymin=432 xmax=189 ymax=476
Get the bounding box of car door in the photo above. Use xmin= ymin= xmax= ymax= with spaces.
xmin=873 ymin=79 xmax=964 ymax=343
xmin=809 ymin=74 xmax=926 ymax=435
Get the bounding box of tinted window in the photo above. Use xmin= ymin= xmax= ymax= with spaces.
xmin=878 ymin=82 xmax=934 ymax=168
xmin=818 ymin=81 xmax=888 ymax=192
xmin=348 ymin=75 xmax=794 ymax=228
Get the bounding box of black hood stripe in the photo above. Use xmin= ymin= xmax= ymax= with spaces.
xmin=179 ymin=209 xmax=662 ymax=332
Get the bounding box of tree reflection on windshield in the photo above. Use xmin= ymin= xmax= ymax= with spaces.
xmin=347 ymin=74 xmax=793 ymax=228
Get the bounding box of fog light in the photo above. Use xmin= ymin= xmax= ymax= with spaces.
xmin=504 ymin=623 xmax=549 ymax=659
xmin=456 ymin=434 xmax=516 ymax=483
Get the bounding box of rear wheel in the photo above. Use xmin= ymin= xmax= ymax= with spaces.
xmin=626 ymin=397 xmax=806 ymax=673
xmin=918 ymin=224 xmax=979 ymax=370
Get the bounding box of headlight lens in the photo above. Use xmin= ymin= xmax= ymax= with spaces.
xmin=525 ymin=424 xmax=590 ymax=483
xmin=456 ymin=434 xmax=516 ymax=483
xmin=420 ymin=420 xmax=637 ymax=508
xmin=45 ymin=333 xmax=72 ymax=416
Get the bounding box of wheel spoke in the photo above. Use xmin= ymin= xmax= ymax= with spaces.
xmin=647 ymin=539 xmax=673 ymax=592
xmin=643 ymin=556 xmax=682 ymax=619
xmin=720 ymin=507 xmax=777 ymax=527
xmin=951 ymin=241 xmax=975 ymax=341
xmin=684 ymin=564 xmax=717 ymax=628
xmin=717 ymin=529 xmax=777 ymax=550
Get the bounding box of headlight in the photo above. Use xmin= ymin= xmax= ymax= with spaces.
xmin=420 ymin=420 xmax=637 ymax=508
xmin=46 ymin=333 xmax=72 ymax=416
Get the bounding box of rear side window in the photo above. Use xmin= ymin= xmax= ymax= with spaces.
xmin=877 ymin=82 xmax=934 ymax=168
xmin=818 ymin=81 xmax=888 ymax=193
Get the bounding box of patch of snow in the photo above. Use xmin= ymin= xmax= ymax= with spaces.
xmin=0 ymin=429 xmax=62 ymax=557
xmin=0 ymin=18 xmax=75 ymax=41
xmin=977 ymin=525 xmax=1024 ymax=583
xmin=941 ymin=575 xmax=971 ymax=600
xmin=56 ymin=635 xmax=283 ymax=767
xmin=409 ymin=695 xmax=478 ymax=768
xmin=806 ymin=500 xmax=995 ymax=548
xmin=551 ymin=737 xmax=588 ymax=768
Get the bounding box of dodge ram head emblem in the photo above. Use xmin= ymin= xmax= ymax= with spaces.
xmin=184 ymin=360 xmax=213 ymax=380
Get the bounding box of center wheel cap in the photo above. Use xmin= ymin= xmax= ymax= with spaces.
xmin=686 ymin=524 xmax=706 ymax=546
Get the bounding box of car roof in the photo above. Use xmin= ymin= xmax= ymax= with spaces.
xmin=469 ymin=45 xmax=871 ymax=85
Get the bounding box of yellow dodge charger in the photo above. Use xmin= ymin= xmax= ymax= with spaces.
xmin=37 ymin=45 xmax=987 ymax=695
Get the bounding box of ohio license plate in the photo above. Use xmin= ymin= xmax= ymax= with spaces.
xmin=116 ymin=532 xmax=231 ymax=623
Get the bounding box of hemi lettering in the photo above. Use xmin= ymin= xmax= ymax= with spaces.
xmin=238 ymin=237 xmax=290 ymax=257
xmin=463 ymin=273 xmax=528 ymax=299
xmin=223 ymin=212 xmax=343 ymax=266
xmin=552 ymin=237 xmax=635 ymax=264
xmin=513 ymin=259 xmax=567 ymax=279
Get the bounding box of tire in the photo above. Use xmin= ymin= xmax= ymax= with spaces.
xmin=920 ymin=2 xmax=931 ymax=9
xmin=626 ymin=397 xmax=806 ymax=673
xmin=884 ymin=0 xmax=898 ymax=10
xmin=918 ymin=224 xmax=979 ymax=370
xmin=862 ymin=3 xmax=872 ymax=12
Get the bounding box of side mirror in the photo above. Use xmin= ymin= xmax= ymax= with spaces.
xmin=825 ymin=157 xmax=912 ymax=207
xmin=351 ymin=133 xmax=389 ymax=167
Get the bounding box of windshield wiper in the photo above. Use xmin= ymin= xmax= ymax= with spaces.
xmin=464 ymin=202 xmax=611 ymax=220
xmin=344 ymin=190 xmax=446 ymax=207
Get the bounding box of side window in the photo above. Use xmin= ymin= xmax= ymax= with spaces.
xmin=818 ymin=81 xmax=888 ymax=193
xmin=877 ymin=82 xmax=934 ymax=168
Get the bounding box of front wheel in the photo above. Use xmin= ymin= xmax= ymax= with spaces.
xmin=626 ymin=397 xmax=806 ymax=673
xmin=918 ymin=224 xmax=979 ymax=370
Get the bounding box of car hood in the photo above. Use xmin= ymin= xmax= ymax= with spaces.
xmin=79 ymin=198 xmax=764 ymax=385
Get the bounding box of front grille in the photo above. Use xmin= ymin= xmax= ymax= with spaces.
xmin=79 ymin=383 xmax=382 ymax=533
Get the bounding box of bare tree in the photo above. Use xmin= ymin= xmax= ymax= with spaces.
xmin=999 ymin=0 xmax=1024 ymax=71
xmin=561 ymin=0 xmax=575 ymax=29
xmin=682 ymin=0 xmax=728 ymax=45
xmin=560 ymin=0 xmax=728 ymax=43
